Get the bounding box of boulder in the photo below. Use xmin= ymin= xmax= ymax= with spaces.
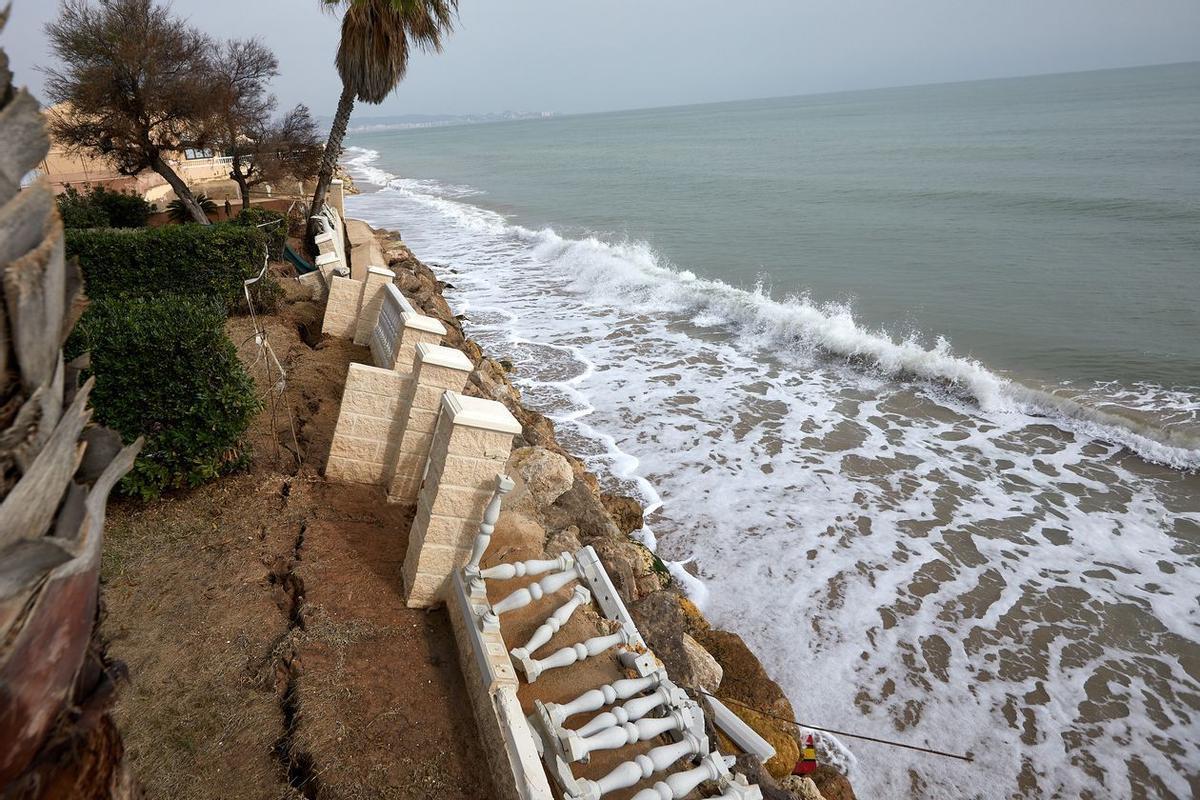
xmin=727 ymin=704 xmax=800 ymax=780
xmin=810 ymin=766 xmax=856 ymax=800
xmin=729 ymin=754 xmax=798 ymax=800
xmin=546 ymin=480 xmax=622 ymax=541
xmin=629 ymin=593 xmax=721 ymax=693
xmin=780 ymin=776 xmax=825 ymax=800
xmin=681 ymin=634 xmax=723 ymax=694
xmin=509 ymin=447 xmax=574 ymax=507
xmin=544 ymin=526 xmax=582 ymax=558
xmin=697 ymin=629 xmax=793 ymax=718
xmin=600 ymin=493 xmax=644 ymax=535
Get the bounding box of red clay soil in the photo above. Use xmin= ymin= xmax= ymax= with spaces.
xmin=100 ymin=266 xmax=494 ymax=799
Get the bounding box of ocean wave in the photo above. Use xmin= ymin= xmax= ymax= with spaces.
xmin=343 ymin=146 xmax=1200 ymax=471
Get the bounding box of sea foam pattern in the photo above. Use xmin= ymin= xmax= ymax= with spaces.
xmin=345 ymin=148 xmax=1200 ymax=799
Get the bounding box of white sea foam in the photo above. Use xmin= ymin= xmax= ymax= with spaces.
xmin=344 ymin=146 xmax=1200 ymax=799
xmin=344 ymin=147 xmax=1200 ymax=472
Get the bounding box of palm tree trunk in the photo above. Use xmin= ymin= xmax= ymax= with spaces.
xmin=150 ymin=152 xmax=210 ymax=224
xmin=310 ymin=83 xmax=356 ymax=231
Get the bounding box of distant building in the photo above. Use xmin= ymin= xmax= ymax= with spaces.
xmin=26 ymin=104 xmax=233 ymax=202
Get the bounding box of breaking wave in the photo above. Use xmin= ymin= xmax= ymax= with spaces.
xmin=347 ymin=146 xmax=1199 ymax=472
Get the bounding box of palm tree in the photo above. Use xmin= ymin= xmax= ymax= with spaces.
xmin=310 ymin=0 xmax=457 ymax=231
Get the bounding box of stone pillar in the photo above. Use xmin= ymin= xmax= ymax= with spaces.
xmin=402 ymin=392 xmax=522 ymax=607
xmin=393 ymin=312 xmax=446 ymax=372
xmin=325 ymin=363 xmax=412 ymax=485
xmin=353 ymin=266 xmax=395 ymax=345
xmin=330 ymin=178 xmax=346 ymax=216
xmin=386 ymin=344 xmax=474 ymax=503
xmin=321 ymin=275 xmax=362 ymax=338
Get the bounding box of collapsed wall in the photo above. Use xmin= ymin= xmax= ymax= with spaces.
xmin=380 ymin=229 xmax=858 ymax=800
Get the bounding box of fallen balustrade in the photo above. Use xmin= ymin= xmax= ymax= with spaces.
xmin=447 ymin=477 xmax=767 ymax=800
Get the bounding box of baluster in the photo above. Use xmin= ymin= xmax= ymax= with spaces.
xmin=629 ymin=752 xmax=728 ymax=800
xmin=511 ymin=585 xmax=590 ymax=668
xmin=572 ymin=686 xmax=673 ymax=738
xmin=464 ymin=475 xmax=514 ymax=597
xmin=545 ymin=673 xmax=663 ymax=727
xmin=571 ymin=734 xmax=704 ymax=800
xmin=566 ymin=710 xmax=688 ymax=763
xmin=482 ymin=562 xmax=584 ymax=632
xmin=517 ymin=628 xmax=630 ymax=683
xmin=481 ymin=552 xmax=574 ymax=581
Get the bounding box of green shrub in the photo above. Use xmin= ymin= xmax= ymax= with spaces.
xmin=235 ymin=207 xmax=288 ymax=260
xmin=56 ymin=184 xmax=152 ymax=229
xmin=65 ymin=223 xmax=280 ymax=312
xmin=68 ymin=294 xmax=261 ymax=500
xmin=56 ymin=185 xmax=111 ymax=229
xmin=91 ymin=187 xmax=152 ymax=227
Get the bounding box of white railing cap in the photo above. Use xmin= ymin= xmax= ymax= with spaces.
xmin=315 ymin=252 xmax=341 ymax=266
xmin=416 ymin=342 xmax=473 ymax=373
xmin=385 ymin=283 xmax=416 ymax=314
xmin=441 ymin=391 xmax=522 ymax=435
xmin=367 ymin=266 xmax=395 ymax=279
xmin=401 ymin=310 xmax=446 ymax=336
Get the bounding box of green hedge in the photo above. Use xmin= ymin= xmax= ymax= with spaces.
xmin=68 ymin=294 xmax=261 ymax=500
xmin=65 ymin=222 xmax=280 ymax=311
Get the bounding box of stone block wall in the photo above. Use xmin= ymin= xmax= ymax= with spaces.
xmin=448 ymin=572 xmax=553 ymax=800
xmin=402 ymin=392 xmax=521 ymax=607
xmin=325 ymin=364 xmax=412 ymax=485
xmin=386 ymin=344 xmax=474 ymax=502
xmin=321 ymin=275 xmax=362 ymax=338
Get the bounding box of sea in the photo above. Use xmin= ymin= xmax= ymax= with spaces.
xmin=343 ymin=62 xmax=1200 ymax=799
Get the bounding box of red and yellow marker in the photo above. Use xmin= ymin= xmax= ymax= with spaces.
xmin=793 ymin=734 xmax=818 ymax=775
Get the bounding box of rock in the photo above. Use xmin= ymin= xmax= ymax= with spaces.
xmin=600 ymin=493 xmax=644 ymax=535
xmin=628 ymin=593 xmax=720 ymax=692
xmin=728 ymin=704 xmax=800 ymax=781
xmin=780 ymin=776 xmax=824 ymax=800
xmin=509 ymin=447 xmax=574 ymax=507
xmin=681 ymin=634 xmax=723 ymax=694
xmin=585 ymin=538 xmax=640 ymax=604
xmin=546 ymin=480 xmax=622 ymax=541
xmin=729 ymin=754 xmax=796 ymax=800
xmin=472 ymin=359 xmax=519 ymax=405
xmin=809 ymin=766 xmax=855 ymax=800
xmin=544 ymin=526 xmax=582 ymax=558
xmin=697 ymin=630 xmax=793 ymax=718
xmin=678 ymin=596 xmax=711 ymax=635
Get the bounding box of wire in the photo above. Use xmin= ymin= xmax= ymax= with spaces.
xmin=693 ymin=689 xmax=975 ymax=763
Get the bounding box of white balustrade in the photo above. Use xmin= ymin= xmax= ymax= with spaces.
xmin=481 ymin=562 xmax=585 ymax=632
xmin=481 ymin=552 xmax=575 ymax=582
xmin=511 ymin=585 xmax=591 ymax=668
xmin=545 ymin=673 xmax=665 ymax=727
xmin=572 ymin=685 xmax=674 ymax=738
xmin=463 ymin=474 xmax=516 ymax=598
xmin=569 ymin=733 xmax=705 ymax=800
xmin=629 ymin=752 xmax=729 ymax=800
xmin=516 ymin=628 xmax=631 ymax=683
xmin=566 ymin=709 xmax=690 ymax=764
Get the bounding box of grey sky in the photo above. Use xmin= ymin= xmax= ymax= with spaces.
xmin=5 ymin=0 xmax=1200 ymax=118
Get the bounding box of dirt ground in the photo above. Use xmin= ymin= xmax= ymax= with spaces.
xmin=100 ymin=262 xmax=494 ymax=799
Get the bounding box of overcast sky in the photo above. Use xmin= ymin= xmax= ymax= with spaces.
xmin=6 ymin=0 xmax=1200 ymax=118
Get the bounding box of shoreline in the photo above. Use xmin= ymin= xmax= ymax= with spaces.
xmin=364 ymin=223 xmax=858 ymax=800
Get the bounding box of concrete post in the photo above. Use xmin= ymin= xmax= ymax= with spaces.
xmin=325 ymin=364 xmax=412 ymax=485
xmin=330 ymin=178 xmax=346 ymax=216
xmin=401 ymin=391 xmax=521 ymax=608
xmin=385 ymin=344 xmax=474 ymax=503
xmin=395 ymin=312 xmax=447 ymax=373
xmin=353 ymin=266 xmax=395 ymax=345
xmin=321 ymin=275 xmax=363 ymax=338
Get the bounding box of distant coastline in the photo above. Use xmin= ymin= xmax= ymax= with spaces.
xmin=329 ymin=110 xmax=557 ymax=135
